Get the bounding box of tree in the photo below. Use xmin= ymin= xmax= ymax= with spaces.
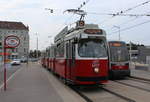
xmin=29 ymin=50 xmax=41 ymax=58
xmin=126 ymin=42 xmax=145 ymax=50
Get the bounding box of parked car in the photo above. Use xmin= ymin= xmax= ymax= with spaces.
xmin=11 ymin=59 xmax=21 ymax=65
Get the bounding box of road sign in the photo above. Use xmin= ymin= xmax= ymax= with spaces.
xmin=5 ymin=35 xmax=20 ymax=48
xmin=3 ymin=35 xmax=20 ymax=91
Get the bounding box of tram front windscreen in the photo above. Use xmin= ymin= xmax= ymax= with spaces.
xmin=78 ymin=39 xmax=107 ymax=58
xmin=109 ymin=42 xmax=129 ymax=62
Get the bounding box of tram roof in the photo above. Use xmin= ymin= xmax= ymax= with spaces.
xmin=54 ymin=23 xmax=106 ymax=43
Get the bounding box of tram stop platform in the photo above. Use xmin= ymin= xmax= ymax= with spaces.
xmin=130 ymin=62 xmax=150 ymax=81
xmin=0 ymin=62 xmax=85 ymax=102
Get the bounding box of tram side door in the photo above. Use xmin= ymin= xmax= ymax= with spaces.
xmin=66 ymin=41 xmax=75 ymax=80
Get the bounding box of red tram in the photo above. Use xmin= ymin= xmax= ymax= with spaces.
xmin=108 ymin=41 xmax=130 ymax=79
xmin=42 ymin=21 xmax=109 ymax=85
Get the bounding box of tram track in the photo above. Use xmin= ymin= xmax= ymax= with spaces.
xmin=128 ymin=77 xmax=150 ymax=84
xmin=70 ymin=86 xmax=93 ymax=102
xmin=70 ymin=85 xmax=136 ymax=102
xmin=113 ymin=80 xmax=150 ymax=93
xmin=100 ymin=87 xmax=136 ymax=102
xmin=106 ymin=80 xmax=150 ymax=102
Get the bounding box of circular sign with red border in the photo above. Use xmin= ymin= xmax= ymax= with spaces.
xmin=5 ymin=35 xmax=20 ymax=48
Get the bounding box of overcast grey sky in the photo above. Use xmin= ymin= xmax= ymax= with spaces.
xmin=1 ymin=0 xmax=150 ymax=50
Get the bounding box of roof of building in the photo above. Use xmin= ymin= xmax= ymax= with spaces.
xmin=0 ymin=21 xmax=29 ymax=30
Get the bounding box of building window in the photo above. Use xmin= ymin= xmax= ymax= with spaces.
xmin=56 ymin=43 xmax=64 ymax=58
xmin=24 ymin=48 xmax=26 ymax=52
xmin=12 ymin=49 xmax=15 ymax=52
xmin=16 ymin=48 xmax=18 ymax=52
xmin=0 ymin=36 xmax=2 ymax=40
xmin=24 ymin=37 xmax=26 ymax=41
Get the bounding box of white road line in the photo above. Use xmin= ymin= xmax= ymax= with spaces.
xmin=0 ymin=67 xmax=22 ymax=89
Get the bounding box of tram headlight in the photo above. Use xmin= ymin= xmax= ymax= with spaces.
xmin=94 ymin=67 xmax=99 ymax=73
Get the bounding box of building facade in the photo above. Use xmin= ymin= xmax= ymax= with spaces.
xmin=0 ymin=21 xmax=29 ymax=59
xmin=137 ymin=46 xmax=150 ymax=63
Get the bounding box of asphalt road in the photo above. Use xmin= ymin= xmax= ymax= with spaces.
xmin=0 ymin=63 xmax=23 ymax=86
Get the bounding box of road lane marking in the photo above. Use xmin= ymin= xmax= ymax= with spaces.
xmin=0 ymin=67 xmax=22 ymax=89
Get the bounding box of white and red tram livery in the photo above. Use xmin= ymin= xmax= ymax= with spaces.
xmin=44 ymin=21 xmax=109 ymax=85
xmin=108 ymin=41 xmax=130 ymax=79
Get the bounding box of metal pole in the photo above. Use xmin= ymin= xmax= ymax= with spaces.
xmin=3 ymin=38 xmax=7 ymax=91
xmin=35 ymin=33 xmax=38 ymax=59
xmin=119 ymin=27 xmax=120 ymax=41
xmin=48 ymin=36 xmax=52 ymax=45
xmin=4 ymin=47 xmax=6 ymax=91
xmin=130 ymin=41 xmax=132 ymax=62
xmin=37 ymin=36 xmax=38 ymax=59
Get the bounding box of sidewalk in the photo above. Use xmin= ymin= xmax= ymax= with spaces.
xmin=130 ymin=62 xmax=150 ymax=80
xmin=0 ymin=63 xmax=85 ymax=102
xmin=131 ymin=69 xmax=150 ymax=80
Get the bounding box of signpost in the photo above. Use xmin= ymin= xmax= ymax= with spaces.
xmin=0 ymin=42 xmax=2 ymax=65
xmin=4 ymin=35 xmax=20 ymax=91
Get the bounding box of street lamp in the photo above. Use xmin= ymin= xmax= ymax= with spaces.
xmin=35 ymin=33 xmax=38 ymax=59
xmin=48 ymin=36 xmax=52 ymax=45
xmin=113 ymin=25 xmax=121 ymax=41
xmin=129 ymin=41 xmax=132 ymax=62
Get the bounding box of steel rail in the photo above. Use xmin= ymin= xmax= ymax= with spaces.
xmin=100 ymin=87 xmax=136 ymax=102
xmin=113 ymin=80 xmax=150 ymax=93
xmin=128 ymin=77 xmax=150 ymax=85
xmin=70 ymin=86 xmax=93 ymax=102
xmin=129 ymin=76 xmax=150 ymax=82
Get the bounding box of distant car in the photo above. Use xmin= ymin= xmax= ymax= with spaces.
xmin=29 ymin=58 xmax=38 ymax=62
xmin=20 ymin=58 xmax=27 ymax=63
xmin=11 ymin=59 xmax=21 ymax=65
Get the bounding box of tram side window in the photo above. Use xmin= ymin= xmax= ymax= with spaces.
xmin=49 ymin=49 xmax=51 ymax=57
xmin=51 ymin=48 xmax=55 ymax=58
xmin=56 ymin=43 xmax=64 ymax=58
xmin=72 ymin=42 xmax=75 ymax=59
xmin=69 ymin=42 xmax=72 ymax=59
xmin=49 ymin=49 xmax=52 ymax=58
xmin=66 ymin=43 xmax=69 ymax=59
xmin=46 ymin=49 xmax=49 ymax=57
